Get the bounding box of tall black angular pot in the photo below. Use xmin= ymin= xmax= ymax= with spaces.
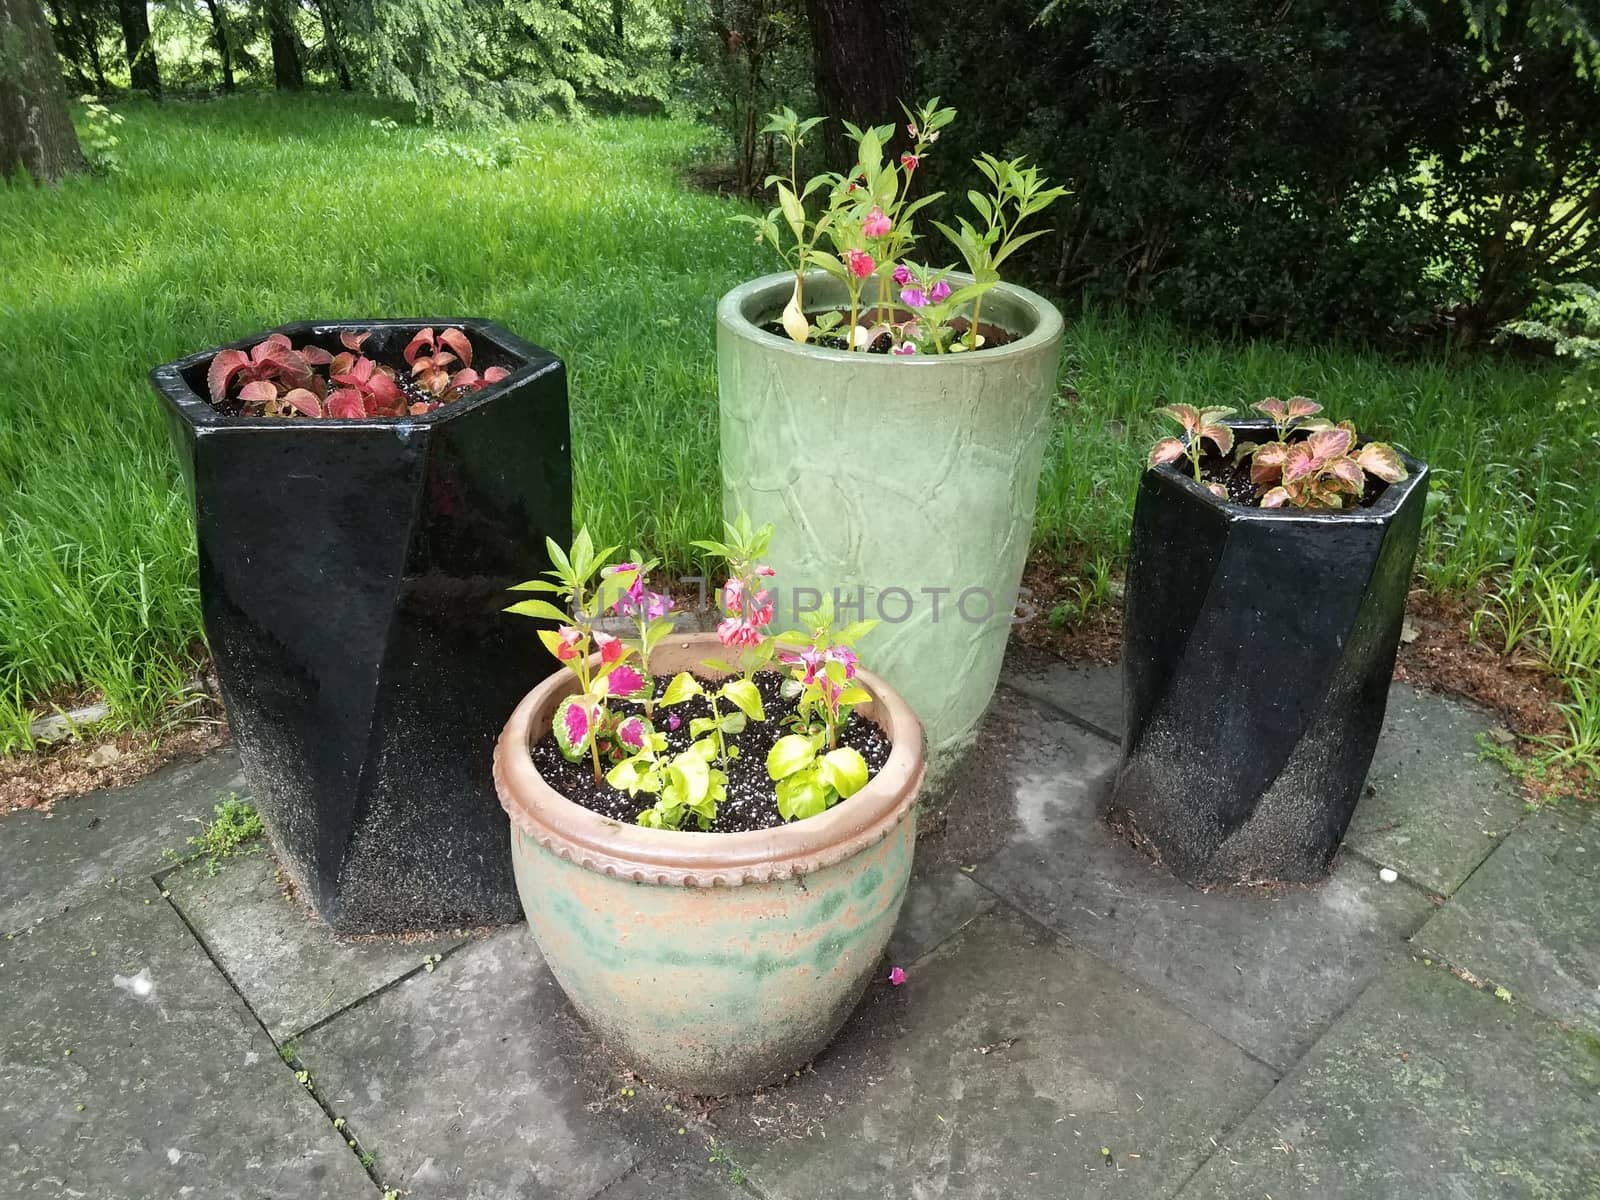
xmin=151 ymin=318 xmax=570 ymax=933
xmin=1109 ymin=419 xmax=1428 ymax=886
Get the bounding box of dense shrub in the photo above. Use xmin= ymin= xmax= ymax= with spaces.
xmin=913 ymin=0 xmax=1600 ymax=343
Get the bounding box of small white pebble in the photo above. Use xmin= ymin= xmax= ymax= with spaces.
xmin=1378 ymin=867 xmax=1398 ymax=884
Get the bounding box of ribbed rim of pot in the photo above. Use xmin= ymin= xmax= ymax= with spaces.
xmin=717 ymin=270 xmax=1065 ymax=367
xmin=1150 ymin=417 xmax=1429 ymax=524
xmin=493 ymin=632 xmax=926 ymax=888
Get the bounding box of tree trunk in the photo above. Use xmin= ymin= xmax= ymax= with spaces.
xmin=115 ymin=0 xmax=159 ymax=97
xmin=316 ymin=1 xmax=351 ymax=90
xmin=803 ymin=0 xmax=914 ymax=162
xmin=47 ymin=0 xmax=92 ymax=89
xmin=267 ymin=0 xmax=304 ymax=90
xmin=201 ymin=0 xmax=234 ymax=91
xmin=0 ymin=0 xmax=88 ymax=182
xmin=611 ymin=0 xmax=624 ymax=47
xmin=77 ymin=1 xmax=107 ymax=91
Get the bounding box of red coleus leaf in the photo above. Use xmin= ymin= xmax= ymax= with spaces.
xmin=404 ymin=328 xmax=435 ymax=366
xmin=237 ymin=379 xmax=279 ymax=407
xmin=327 ymin=389 xmax=365 ymax=419
xmin=329 ymin=351 xmax=355 ymax=376
xmin=409 ymin=402 xmax=434 ymax=415
xmin=483 ymin=366 xmax=509 ymax=384
xmin=438 ymin=327 xmax=473 ymax=369
xmin=207 ymin=349 xmax=250 ymax=403
xmin=451 ymin=368 xmax=481 ymax=391
xmin=340 ymin=330 xmax=370 ymax=353
xmin=301 ymin=345 xmax=333 ymax=367
xmin=281 ymin=388 xmax=324 ymax=418
xmin=1149 ymin=438 xmax=1186 ymax=467
xmin=366 ymin=371 xmax=401 ymax=406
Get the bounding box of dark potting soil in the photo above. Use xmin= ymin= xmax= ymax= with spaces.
xmin=529 ymin=670 xmax=892 ymax=834
xmin=759 ymin=312 xmax=1016 ymax=354
xmin=1193 ymin=444 xmax=1390 ymax=509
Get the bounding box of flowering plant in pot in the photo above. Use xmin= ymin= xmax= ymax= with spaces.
xmin=494 ymin=516 xmax=924 ymax=1094
xmin=150 ymin=318 xmax=570 ymax=934
xmin=719 ymin=102 xmax=1068 ymax=785
xmin=1110 ymin=398 xmax=1428 ymax=887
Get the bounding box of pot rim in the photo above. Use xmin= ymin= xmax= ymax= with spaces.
xmin=718 ymin=270 xmax=1065 ymax=367
xmin=493 ymin=632 xmax=925 ymax=888
xmin=149 ymin=316 xmax=563 ymax=433
xmin=1150 ymin=417 xmax=1429 ymax=524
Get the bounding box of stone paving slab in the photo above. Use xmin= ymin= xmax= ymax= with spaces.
xmin=165 ymin=849 xmax=465 ymax=1041
xmin=1346 ymin=685 xmax=1527 ymax=896
xmin=0 ymin=751 xmax=245 ymax=935
xmin=0 ymin=888 xmax=373 ymax=1199
xmin=1003 ymin=642 xmax=1122 ymax=739
xmin=1175 ymin=961 xmax=1600 ymax=1200
xmin=970 ymin=692 xmax=1432 ymax=1071
xmin=1413 ymin=803 xmax=1600 ymax=1038
xmin=594 ymin=1155 xmax=758 ymax=1199
xmin=295 ymin=926 xmax=642 ymax=1199
xmin=716 ymin=907 xmax=1275 ymax=1200
xmin=887 ymin=865 xmax=998 ymax=967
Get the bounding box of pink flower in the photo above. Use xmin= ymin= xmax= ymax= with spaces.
xmin=722 ymin=576 xmax=744 ymax=615
xmin=892 ymin=264 xmax=911 ymax=286
xmin=845 ymin=249 xmax=875 ymax=278
xmin=667 ymin=712 xmax=682 ymax=732
xmin=555 ymin=626 xmax=583 ymax=661
xmin=900 ymin=288 xmax=928 ymax=309
xmin=717 ymin=617 xmax=765 ymax=648
xmin=780 ymin=645 xmax=824 ymax=684
xmin=863 ymin=206 xmax=891 ymax=238
xmin=888 ymin=966 xmax=907 ymax=987
xmin=607 ymin=562 xmax=645 ymax=613
xmin=906 ymin=122 xmax=918 ymax=139
xmin=594 ymin=631 xmax=622 ymax=664
xmin=929 ymin=280 xmax=952 ymax=303
xmin=892 ymin=342 xmax=917 ymax=356
xmin=753 ymin=564 xmax=775 ymax=578
xmin=644 ymin=591 xmax=673 ymax=620
xmin=827 ymin=646 xmax=859 ymax=677
xmin=900 ymin=153 xmax=918 ymax=173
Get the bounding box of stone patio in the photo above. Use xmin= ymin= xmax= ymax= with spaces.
xmin=3 ymin=647 xmax=1596 ymax=1199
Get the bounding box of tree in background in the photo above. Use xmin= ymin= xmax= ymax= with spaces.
xmin=199 ymin=0 xmax=236 ymax=91
xmin=115 ymin=0 xmax=159 ymax=96
xmin=265 ymin=0 xmax=303 ymax=90
xmin=1 ymin=0 xmax=87 ymax=181
xmin=802 ymin=0 xmax=912 ymax=162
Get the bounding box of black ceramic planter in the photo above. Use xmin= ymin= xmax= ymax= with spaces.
xmin=1108 ymin=419 xmax=1428 ymax=886
xmin=151 ymin=318 xmax=570 ymax=933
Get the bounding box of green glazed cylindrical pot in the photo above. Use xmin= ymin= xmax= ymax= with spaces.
xmin=717 ymin=271 xmax=1064 ymax=783
xmin=492 ymin=634 xmax=924 ymax=1094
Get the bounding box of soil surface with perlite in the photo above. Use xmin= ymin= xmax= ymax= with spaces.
xmin=759 ymin=314 xmax=1016 ymax=354
xmin=530 ymin=670 xmax=892 ymax=834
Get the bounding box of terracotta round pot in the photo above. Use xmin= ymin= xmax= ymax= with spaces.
xmin=493 ymin=632 xmax=925 ymax=1094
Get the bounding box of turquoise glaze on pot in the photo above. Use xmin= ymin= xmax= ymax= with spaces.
xmin=717 ymin=272 xmax=1064 ymax=784
xmin=494 ymin=634 xmax=924 ymax=1094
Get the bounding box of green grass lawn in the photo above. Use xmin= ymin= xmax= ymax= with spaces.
xmin=2 ymin=93 xmax=1596 ymax=753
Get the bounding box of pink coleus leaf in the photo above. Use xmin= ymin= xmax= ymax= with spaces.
xmin=340 ymin=330 xmax=370 ymax=353
xmin=1308 ymin=427 xmax=1354 ymax=464
xmin=1261 ymin=486 xmax=1292 ymax=508
xmin=366 ymin=371 xmax=401 ymax=406
xmin=1286 ymin=396 xmax=1322 ymax=419
xmin=450 ymin=368 xmax=481 ymax=391
xmin=1159 ymin=403 xmax=1201 ymax=433
xmin=327 ymin=388 xmax=365 ymax=419
xmin=1149 ymin=438 xmax=1186 ymax=467
xmin=1328 ymin=457 xmax=1366 ymax=491
xmin=438 ymin=327 xmax=473 ymax=369
xmin=1206 ymin=482 xmax=1228 ymax=500
xmin=605 ymin=665 xmax=647 ymax=699
xmin=1254 ymin=396 xmax=1287 ymax=420
xmin=1251 ymin=440 xmax=1290 ymax=484
xmin=300 ymin=345 xmax=333 ymax=367
xmin=1282 ymin=442 xmax=1317 ymax=483
xmin=207 ymin=349 xmax=250 ymax=403
xmin=281 ymin=388 xmax=324 ymax=418
xmin=1355 ymin=442 xmax=1407 ymax=483
xmin=404 ymin=328 xmax=435 ymax=366
xmin=237 ymin=379 xmax=279 ymax=407
xmin=483 ymin=366 xmax=510 ymax=384
xmin=616 ymin=714 xmax=652 ymax=751
xmin=1200 ymin=422 xmax=1234 ymax=457
xmin=552 ymin=695 xmax=594 ymax=761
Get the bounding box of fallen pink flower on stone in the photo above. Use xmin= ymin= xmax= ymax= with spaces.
xmin=888 ymin=966 xmax=907 ymax=986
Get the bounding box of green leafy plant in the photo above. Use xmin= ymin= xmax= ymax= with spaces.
xmin=504 ymin=528 xmax=644 ymax=781
xmin=1504 ymin=283 xmax=1600 ymax=413
xmin=765 ymin=731 xmax=870 ymax=822
xmin=77 ymin=97 xmax=125 ymax=175
xmin=741 ymin=98 xmax=1066 ymax=354
xmin=692 ymin=513 xmax=780 ymax=679
xmin=170 ymin=795 xmax=263 ymax=876
xmin=771 ymin=605 xmax=876 ymax=750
